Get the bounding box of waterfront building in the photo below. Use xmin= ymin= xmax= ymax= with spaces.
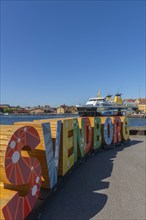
xmin=135 ymin=98 xmax=146 ymax=113
xmin=57 ymin=105 xmax=69 ymax=114
xmin=14 ymin=108 xmax=29 ymax=115
xmin=29 ymin=108 xmax=45 ymax=115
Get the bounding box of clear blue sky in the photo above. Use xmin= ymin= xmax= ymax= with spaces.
xmin=1 ymin=0 xmax=145 ymax=107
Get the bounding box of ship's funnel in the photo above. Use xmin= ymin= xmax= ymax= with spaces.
xmin=114 ymin=93 xmax=123 ymax=104
xmin=106 ymin=94 xmax=112 ymax=101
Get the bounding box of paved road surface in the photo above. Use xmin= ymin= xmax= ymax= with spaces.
xmin=33 ymin=136 xmax=146 ymax=220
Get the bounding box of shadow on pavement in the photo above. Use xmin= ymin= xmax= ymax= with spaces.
xmin=31 ymin=139 xmax=143 ymax=220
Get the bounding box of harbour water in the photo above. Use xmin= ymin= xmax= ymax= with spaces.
xmin=0 ymin=114 xmax=77 ymax=125
xmin=0 ymin=115 xmax=146 ymax=126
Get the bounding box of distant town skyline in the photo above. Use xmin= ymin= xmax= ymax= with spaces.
xmin=1 ymin=0 xmax=145 ymax=107
xmin=0 ymin=96 xmax=145 ymax=108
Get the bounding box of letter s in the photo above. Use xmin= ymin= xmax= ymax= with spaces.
xmin=2 ymin=126 xmax=42 ymax=220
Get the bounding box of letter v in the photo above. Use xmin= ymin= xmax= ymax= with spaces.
xmin=42 ymin=121 xmax=61 ymax=189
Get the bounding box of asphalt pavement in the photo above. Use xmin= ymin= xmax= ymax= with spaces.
xmin=33 ymin=136 xmax=146 ymax=220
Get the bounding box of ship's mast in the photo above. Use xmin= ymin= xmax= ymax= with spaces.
xmin=97 ymin=90 xmax=101 ymax=98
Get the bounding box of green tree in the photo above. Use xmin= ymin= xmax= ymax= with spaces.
xmin=4 ymin=108 xmax=14 ymax=114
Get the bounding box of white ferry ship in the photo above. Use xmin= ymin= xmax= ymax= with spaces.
xmin=76 ymin=93 xmax=138 ymax=117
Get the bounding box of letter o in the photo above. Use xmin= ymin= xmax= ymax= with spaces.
xmin=103 ymin=117 xmax=113 ymax=145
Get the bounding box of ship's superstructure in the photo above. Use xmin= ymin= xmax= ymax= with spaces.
xmin=76 ymin=92 xmax=138 ymax=116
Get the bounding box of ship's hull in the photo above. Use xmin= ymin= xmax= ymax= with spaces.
xmin=77 ymin=106 xmax=102 ymax=117
xmin=76 ymin=105 xmax=126 ymax=117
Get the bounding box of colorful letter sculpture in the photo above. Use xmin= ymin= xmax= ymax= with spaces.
xmin=42 ymin=121 xmax=61 ymax=188
xmin=113 ymin=117 xmax=122 ymax=143
xmin=122 ymin=117 xmax=129 ymax=140
xmin=1 ymin=126 xmax=42 ymax=220
xmin=103 ymin=117 xmax=113 ymax=145
xmin=0 ymin=116 xmax=130 ymax=220
xmin=82 ymin=118 xmax=92 ymax=154
xmin=94 ymin=117 xmax=102 ymax=149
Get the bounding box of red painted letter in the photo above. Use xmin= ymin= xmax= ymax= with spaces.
xmin=3 ymin=126 xmax=42 ymax=220
xmin=113 ymin=117 xmax=122 ymax=143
